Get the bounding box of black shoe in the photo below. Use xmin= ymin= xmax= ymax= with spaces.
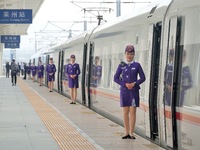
xmin=129 ymin=135 xmax=136 ymax=139
xmin=70 ymin=102 xmax=73 ymax=104
xmin=12 ymin=83 xmax=14 ymax=86
xmin=122 ymin=134 xmax=131 ymax=139
xmin=73 ymin=102 xmax=76 ymax=104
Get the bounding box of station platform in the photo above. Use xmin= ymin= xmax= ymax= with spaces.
xmin=0 ymin=76 xmax=164 ymax=150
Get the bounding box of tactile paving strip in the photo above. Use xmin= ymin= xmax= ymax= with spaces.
xmin=18 ymin=79 xmax=97 ymax=150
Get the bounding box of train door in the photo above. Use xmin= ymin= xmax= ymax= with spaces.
xmin=147 ymin=23 xmax=162 ymax=140
xmin=81 ymin=43 xmax=87 ymax=105
xmin=85 ymin=42 xmax=94 ymax=108
xmin=59 ymin=50 xmax=64 ymax=94
xmin=57 ymin=51 xmax=62 ymax=93
xmin=164 ymin=17 xmax=182 ymax=149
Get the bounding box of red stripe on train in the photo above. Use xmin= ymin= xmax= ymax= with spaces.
xmin=89 ymin=88 xmax=200 ymax=125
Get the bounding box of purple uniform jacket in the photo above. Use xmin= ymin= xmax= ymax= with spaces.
xmin=114 ymin=61 xmax=145 ymax=91
xmin=66 ymin=63 xmax=80 ymax=88
xmin=65 ymin=63 xmax=80 ymax=79
xmin=46 ymin=64 xmax=56 ymax=74
xmin=31 ymin=66 xmax=37 ymax=76
xmin=37 ymin=65 xmax=44 ymax=77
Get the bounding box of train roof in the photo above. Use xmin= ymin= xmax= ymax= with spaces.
xmin=91 ymin=0 xmax=171 ymax=39
xmin=44 ymin=0 xmax=171 ymax=54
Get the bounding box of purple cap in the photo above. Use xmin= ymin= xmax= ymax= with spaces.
xmin=125 ymin=45 xmax=135 ymax=53
xmin=70 ymin=55 xmax=75 ymax=58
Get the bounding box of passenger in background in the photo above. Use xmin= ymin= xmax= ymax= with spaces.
xmin=21 ymin=62 xmax=24 ymax=76
xmin=37 ymin=61 xmax=44 ymax=86
xmin=17 ymin=62 xmax=21 ymax=76
xmin=114 ymin=45 xmax=145 ymax=139
xmin=91 ymin=56 xmax=102 ymax=102
xmin=66 ymin=55 xmax=80 ymax=104
xmin=10 ymin=59 xmax=19 ymax=86
xmin=23 ymin=63 xmax=27 ymax=80
xmin=5 ymin=62 xmax=10 ymax=78
xmin=27 ymin=63 xmax=31 ymax=80
xmin=46 ymin=57 xmax=56 ymax=92
xmin=31 ymin=63 xmax=37 ymax=82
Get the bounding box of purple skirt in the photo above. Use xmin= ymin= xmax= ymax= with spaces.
xmin=68 ymin=78 xmax=79 ymax=88
xmin=48 ymin=74 xmax=55 ymax=82
xmin=32 ymin=72 xmax=36 ymax=76
xmin=38 ymin=73 xmax=44 ymax=78
xmin=120 ymin=90 xmax=140 ymax=107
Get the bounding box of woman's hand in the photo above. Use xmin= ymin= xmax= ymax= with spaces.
xmin=70 ymin=75 xmax=76 ymax=78
xmin=125 ymin=82 xmax=136 ymax=90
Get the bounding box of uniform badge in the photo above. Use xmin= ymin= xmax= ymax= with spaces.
xmin=120 ymin=61 xmax=127 ymax=69
xmin=120 ymin=61 xmax=126 ymax=67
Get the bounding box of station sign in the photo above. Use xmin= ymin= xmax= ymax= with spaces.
xmin=0 ymin=9 xmax=32 ymax=24
xmin=5 ymin=42 xmax=20 ymax=49
xmin=1 ymin=35 xmax=20 ymax=43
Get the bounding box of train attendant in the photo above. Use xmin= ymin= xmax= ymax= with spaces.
xmin=37 ymin=61 xmax=44 ymax=86
xmin=31 ymin=63 xmax=37 ymax=82
xmin=46 ymin=57 xmax=56 ymax=92
xmin=66 ymin=55 xmax=80 ymax=104
xmin=27 ymin=63 xmax=31 ymax=80
xmin=114 ymin=45 xmax=145 ymax=139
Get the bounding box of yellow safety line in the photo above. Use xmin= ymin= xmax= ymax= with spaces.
xmin=18 ymin=79 xmax=97 ymax=150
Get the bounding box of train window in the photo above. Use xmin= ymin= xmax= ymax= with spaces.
xmin=178 ymin=46 xmax=200 ymax=107
xmin=177 ymin=9 xmax=200 ymax=107
xmin=101 ymin=58 xmax=111 ymax=88
xmin=111 ymin=58 xmax=121 ymax=90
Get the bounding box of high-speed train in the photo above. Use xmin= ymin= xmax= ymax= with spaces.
xmin=30 ymin=0 xmax=200 ymax=149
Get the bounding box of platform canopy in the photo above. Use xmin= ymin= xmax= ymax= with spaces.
xmin=0 ymin=0 xmax=44 ymax=35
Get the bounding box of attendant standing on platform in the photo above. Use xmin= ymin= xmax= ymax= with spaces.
xmin=46 ymin=57 xmax=56 ymax=92
xmin=27 ymin=63 xmax=31 ymax=80
xmin=5 ymin=62 xmax=10 ymax=78
xmin=37 ymin=61 xmax=44 ymax=86
xmin=31 ymin=63 xmax=37 ymax=82
xmin=10 ymin=59 xmax=19 ymax=86
xmin=66 ymin=55 xmax=80 ymax=104
xmin=114 ymin=45 xmax=145 ymax=139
